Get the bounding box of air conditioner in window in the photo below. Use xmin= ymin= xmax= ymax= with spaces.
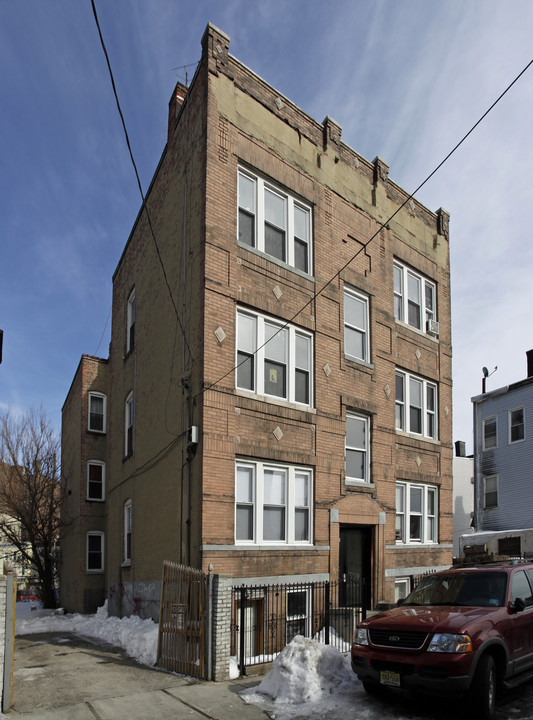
xmin=426 ymin=320 xmax=439 ymax=336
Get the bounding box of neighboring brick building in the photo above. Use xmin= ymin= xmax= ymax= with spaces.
xmin=61 ymin=355 xmax=108 ymax=612
xmin=60 ymin=23 xmax=453 ymax=619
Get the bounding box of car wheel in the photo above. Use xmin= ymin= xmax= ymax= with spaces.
xmin=468 ymin=654 xmax=496 ymax=720
xmin=362 ymin=680 xmax=381 ymax=696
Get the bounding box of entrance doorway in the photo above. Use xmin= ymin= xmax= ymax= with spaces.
xmin=339 ymin=525 xmax=372 ymax=608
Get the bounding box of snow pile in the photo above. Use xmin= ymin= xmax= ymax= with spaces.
xmin=241 ymin=635 xmax=371 ymax=719
xmin=16 ymin=601 xmax=159 ymax=666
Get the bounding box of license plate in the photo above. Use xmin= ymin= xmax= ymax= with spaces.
xmin=380 ymin=670 xmax=401 ymax=687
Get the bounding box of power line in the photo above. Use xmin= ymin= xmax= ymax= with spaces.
xmin=90 ymin=0 xmax=194 ymax=366
xmin=195 ymin=53 xmax=533 ymax=402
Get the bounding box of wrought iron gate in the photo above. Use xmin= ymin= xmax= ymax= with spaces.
xmin=157 ymin=561 xmax=207 ymax=678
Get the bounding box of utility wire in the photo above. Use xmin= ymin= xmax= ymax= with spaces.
xmin=91 ymin=0 xmax=194 ymax=365
xmin=195 ymin=54 xmax=533 ymax=402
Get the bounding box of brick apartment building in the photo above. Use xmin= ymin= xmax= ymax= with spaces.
xmin=61 ymin=23 xmax=453 ymax=620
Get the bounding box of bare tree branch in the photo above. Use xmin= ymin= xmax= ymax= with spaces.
xmin=0 ymin=406 xmax=64 ymax=607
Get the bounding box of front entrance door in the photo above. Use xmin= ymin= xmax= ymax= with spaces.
xmin=339 ymin=526 xmax=372 ymax=608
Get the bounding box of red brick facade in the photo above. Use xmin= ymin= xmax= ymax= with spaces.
xmin=61 ymin=23 xmax=452 ymax=618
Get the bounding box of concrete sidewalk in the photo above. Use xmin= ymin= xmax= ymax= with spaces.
xmin=10 ymin=632 xmax=269 ymax=719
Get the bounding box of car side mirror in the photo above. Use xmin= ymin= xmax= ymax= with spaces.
xmin=512 ymin=597 xmax=526 ymax=613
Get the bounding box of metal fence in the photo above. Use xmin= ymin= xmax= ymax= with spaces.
xmin=231 ymin=575 xmax=366 ymax=674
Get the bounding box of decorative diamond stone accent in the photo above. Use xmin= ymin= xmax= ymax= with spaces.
xmin=384 ymin=384 xmax=391 ymax=397
xmin=273 ymin=426 xmax=283 ymax=441
xmin=323 ymin=363 xmax=332 ymax=377
xmin=415 ymin=349 xmax=421 ymax=360
xmin=214 ymin=327 xmax=226 ymax=344
xmin=416 ymin=456 xmax=421 ymax=467
xmin=444 ymin=406 xmax=449 ymax=416
xmin=273 ymin=285 xmax=283 ymax=300
xmin=275 ymin=97 xmax=284 ymax=110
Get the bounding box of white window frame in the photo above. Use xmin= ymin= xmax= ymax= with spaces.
xmin=484 ymin=474 xmax=498 ymax=510
xmin=88 ymin=392 xmax=107 ymax=433
xmin=395 ymin=481 xmax=438 ymax=544
xmin=395 ymin=370 xmax=437 ymax=439
xmin=126 ymin=288 xmax=136 ymax=354
xmin=86 ymin=531 xmax=104 ymax=572
xmin=344 ymin=287 xmax=369 ymax=363
xmin=395 ymin=578 xmax=411 ymax=603
xmin=86 ymin=460 xmax=105 ymax=501
xmin=124 ymin=499 xmax=132 ymax=563
xmin=236 ymin=308 xmax=313 ymax=407
xmin=482 ymin=415 xmax=498 ymax=450
xmin=345 ymin=413 xmax=370 ymax=484
xmin=509 ymin=407 xmax=525 ymax=445
xmin=235 ymin=460 xmax=312 ymax=546
xmin=125 ymin=392 xmax=134 ymax=457
xmin=394 ymin=260 xmax=436 ymax=333
xmin=238 ymin=168 xmax=312 ymax=274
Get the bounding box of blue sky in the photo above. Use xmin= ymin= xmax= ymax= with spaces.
xmin=2 ymin=1 xmax=533 ymax=453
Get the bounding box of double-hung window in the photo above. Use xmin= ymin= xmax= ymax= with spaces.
xmin=236 ymin=309 xmax=313 ymax=407
xmin=88 ymin=392 xmax=106 ymax=433
xmin=394 ymin=260 xmax=436 ymax=333
xmin=509 ymin=408 xmax=525 ymax=444
xmin=235 ymin=460 xmax=312 ymax=545
xmin=87 ymin=461 xmax=105 ymax=501
xmin=345 ymin=413 xmax=370 ymax=484
xmin=238 ymin=169 xmax=312 ymax=274
xmin=396 ymin=482 xmax=438 ymax=544
xmin=482 ymin=416 xmax=497 ymax=449
xmin=86 ymin=531 xmax=104 ymax=572
xmin=124 ymin=499 xmax=132 ymax=563
xmin=125 ymin=392 xmax=134 ymax=457
xmin=395 ymin=370 xmax=437 ymax=439
xmin=344 ymin=287 xmax=369 ymax=363
xmin=484 ymin=475 xmax=498 ymax=509
xmin=127 ymin=289 xmax=136 ymax=353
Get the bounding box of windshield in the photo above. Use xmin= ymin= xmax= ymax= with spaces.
xmin=402 ymin=572 xmax=507 ymax=607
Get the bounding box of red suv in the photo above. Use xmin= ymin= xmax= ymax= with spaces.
xmin=351 ymin=561 xmax=533 ymax=719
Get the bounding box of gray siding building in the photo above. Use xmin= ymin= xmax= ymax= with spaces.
xmin=472 ymin=350 xmax=533 ymax=537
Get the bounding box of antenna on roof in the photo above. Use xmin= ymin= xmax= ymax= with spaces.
xmin=482 ymin=366 xmax=497 ymax=394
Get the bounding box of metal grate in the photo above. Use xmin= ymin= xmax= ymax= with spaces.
xmin=369 ymin=629 xmax=428 ymax=649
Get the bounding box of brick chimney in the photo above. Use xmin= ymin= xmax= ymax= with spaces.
xmin=527 ymin=349 xmax=533 ymax=378
xmin=168 ymin=81 xmax=188 ymax=142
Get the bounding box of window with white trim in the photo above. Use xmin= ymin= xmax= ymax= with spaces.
xmin=484 ymin=475 xmax=498 ymax=509
xmin=236 ymin=309 xmax=313 ymax=406
xmin=86 ymin=531 xmax=104 ymax=572
xmin=88 ymin=392 xmax=106 ymax=433
xmin=87 ymin=461 xmax=105 ymax=501
xmin=395 ymin=370 xmax=437 ymax=439
xmin=127 ymin=289 xmax=136 ymax=353
xmin=482 ymin=416 xmax=497 ymax=450
xmin=395 ymin=578 xmax=410 ymax=603
xmin=125 ymin=392 xmax=134 ymax=457
xmin=394 ymin=260 xmax=436 ymax=333
xmin=345 ymin=413 xmax=370 ymax=484
xmin=396 ymin=482 xmax=438 ymax=544
xmin=124 ymin=499 xmax=132 ymax=563
xmin=344 ymin=287 xmax=369 ymax=362
xmin=509 ymin=407 xmax=525 ymax=444
xmin=238 ymin=169 xmax=312 ymax=274
xmin=235 ymin=460 xmax=312 ymax=545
